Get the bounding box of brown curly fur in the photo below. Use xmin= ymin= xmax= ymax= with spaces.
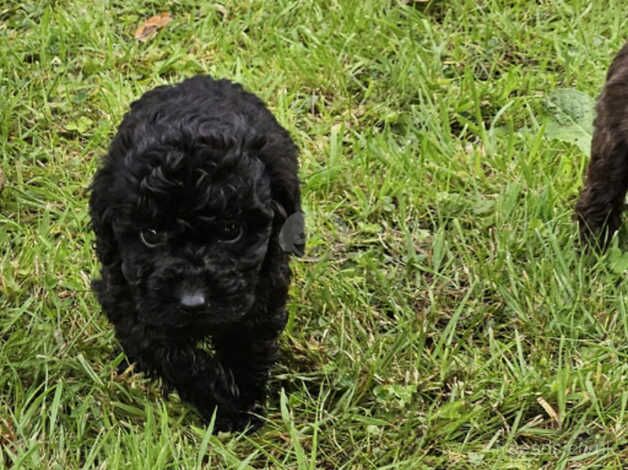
xmin=576 ymin=43 xmax=628 ymax=248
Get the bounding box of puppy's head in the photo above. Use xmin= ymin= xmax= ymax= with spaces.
xmin=90 ymin=113 xmax=303 ymax=330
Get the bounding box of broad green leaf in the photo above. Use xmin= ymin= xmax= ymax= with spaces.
xmin=65 ymin=116 xmax=94 ymax=134
xmin=543 ymin=88 xmax=595 ymax=154
xmin=608 ymin=245 xmax=628 ymax=274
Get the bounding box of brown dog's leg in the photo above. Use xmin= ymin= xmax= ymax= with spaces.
xmin=576 ymin=44 xmax=628 ymax=248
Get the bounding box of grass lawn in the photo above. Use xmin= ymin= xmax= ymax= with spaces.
xmin=0 ymin=1 xmax=626 ymax=468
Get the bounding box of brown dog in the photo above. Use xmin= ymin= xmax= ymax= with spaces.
xmin=575 ymin=43 xmax=628 ymax=248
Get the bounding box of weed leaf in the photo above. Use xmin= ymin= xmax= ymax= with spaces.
xmin=543 ymin=88 xmax=595 ymax=154
xmin=608 ymin=245 xmax=628 ymax=274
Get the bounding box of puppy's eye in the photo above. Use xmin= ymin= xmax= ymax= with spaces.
xmin=216 ymin=221 xmax=244 ymax=243
xmin=140 ymin=228 xmax=167 ymax=248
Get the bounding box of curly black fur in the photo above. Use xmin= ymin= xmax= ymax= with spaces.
xmin=576 ymin=43 xmax=628 ymax=248
xmin=89 ymin=76 xmax=304 ymax=432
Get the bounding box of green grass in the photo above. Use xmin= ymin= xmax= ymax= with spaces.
xmin=1 ymin=0 xmax=626 ymax=468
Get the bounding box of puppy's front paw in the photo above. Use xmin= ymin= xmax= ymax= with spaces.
xmin=211 ymin=362 xmax=240 ymax=403
xmin=211 ymin=410 xmax=262 ymax=433
xmin=202 ymin=362 xmax=264 ymax=433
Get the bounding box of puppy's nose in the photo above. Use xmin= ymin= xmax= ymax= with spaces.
xmin=179 ymin=290 xmax=206 ymax=309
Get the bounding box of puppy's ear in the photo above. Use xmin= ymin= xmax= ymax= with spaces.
xmin=273 ymin=202 xmax=306 ymax=257
xmin=257 ymin=130 xmax=306 ymax=257
xmin=89 ymin=165 xmax=120 ymax=267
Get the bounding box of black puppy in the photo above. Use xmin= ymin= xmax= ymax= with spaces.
xmin=576 ymin=43 xmax=628 ymax=248
xmin=89 ymin=76 xmax=305 ymax=432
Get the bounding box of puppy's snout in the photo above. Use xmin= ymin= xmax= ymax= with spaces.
xmin=179 ymin=289 xmax=207 ymax=309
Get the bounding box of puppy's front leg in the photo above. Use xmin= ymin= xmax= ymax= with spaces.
xmin=116 ymin=330 xmax=251 ymax=431
xmin=575 ymin=49 xmax=628 ymax=248
xmin=576 ymin=127 xmax=628 ymax=247
xmin=213 ymin=311 xmax=287 ymax=422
